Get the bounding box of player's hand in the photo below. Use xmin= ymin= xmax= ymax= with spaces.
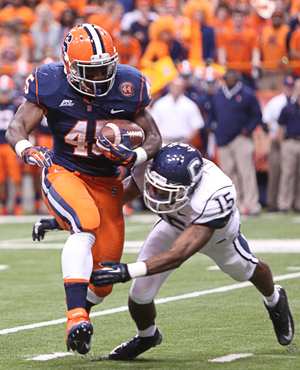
xmin=32 ymin=217 xmax=62 ymax=241
xmin=96 ymin=129 xmax=137 ymax=168
xmin=22 ymin=146 xmax=53 ymax=167
xmin=90 ymin=261 xmax=131 ymax=287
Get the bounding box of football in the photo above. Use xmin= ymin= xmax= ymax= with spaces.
xmin=99 ymin=119 xmax=145 ymax=149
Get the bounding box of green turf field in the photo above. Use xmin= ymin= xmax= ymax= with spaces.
xmin=0 ymin=212 xmax=299 ymax=370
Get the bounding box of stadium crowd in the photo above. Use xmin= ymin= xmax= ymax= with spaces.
xmin=1 ymin=0 xmax=300 ymax=216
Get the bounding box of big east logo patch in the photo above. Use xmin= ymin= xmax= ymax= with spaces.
xmin=119 ymin=82 xmax=135 ymax=98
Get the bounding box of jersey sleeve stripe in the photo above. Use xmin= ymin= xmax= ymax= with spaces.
xmin=137 ymin=73 xmax=144 ymax=113
xmin=35 ymin=68 xmax=40 ymax=106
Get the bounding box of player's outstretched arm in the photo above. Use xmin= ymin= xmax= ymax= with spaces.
xmin=91 ymin=224 xmax=215 ymax=286
xmin=5 ymin=100 xmax=53 ymax=167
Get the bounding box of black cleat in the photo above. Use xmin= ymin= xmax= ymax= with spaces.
xmin=264 ymin=285 xmax=294 ymax=346
xmin=67 ymin=321 xmax=93 ymax=354
xmin=109 ymin=328 xmax=163 ymax=360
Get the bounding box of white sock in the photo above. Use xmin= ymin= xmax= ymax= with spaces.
xmin=62 ymin=232 xmax=95 ymax=280
xmin=137 ymin=325 xmax=157 ymax=338
xmin=263 ymin=285 xmax=281 ymax=308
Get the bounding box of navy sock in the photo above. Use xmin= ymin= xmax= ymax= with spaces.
xmin=64 ymin=282 xmax=89 ymax=311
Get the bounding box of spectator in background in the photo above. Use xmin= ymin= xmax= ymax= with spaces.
xmin=140 ymin=15 xmax=186 ymax=68
xmin=121 ymin=0 xmax=158 ymax=31
xmin=59 ymin=8 xmax=79 ymax=44
xmin=208 ymin=2 xmax=233 ymax=48
xmin=289 ymin=26 xmax=300 ymax=77
xmin=151 ymin=77 xmax=204 ymax=144
xmin=130 ymin=0 xmax=153 ymax=54
xmin=184 ymin=1 xmax=216 ymax=64
xmin=210 ymin=69 xmax=262 ymax=216
xmin=260 ymin=8 xmax=290 ymax=89
xmin=114 ymin=30 xmax=142 ymax=67
xmin=0 ymin=0 xmax=35 ymax=31
xmin=277 ymin=78 xmax=300 ymax=212
xmin=262 ymin=75 xmax=296 ymax=212
xmin=0 ymin=21 xmax=32 ymax=76
xmin=0 ymin=75 xmax=23 ymax=215
xmin=244 ymin=0 xmax=273 ymax=36
xmin=30 ymin=3 xmax=61 ymax=63
xmin=217 ymin=8 xmax=260 ymax=90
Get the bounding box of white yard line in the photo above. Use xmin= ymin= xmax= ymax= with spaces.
xmin=1 ymin=239 xmax=300 ymax=253
xmin=208 ymin=353 xmax=254 ymax=362
xmin=26 ymin=352 xmax=74 ymax=361
xmin=1 ymin=271 xmax=300 ymax=336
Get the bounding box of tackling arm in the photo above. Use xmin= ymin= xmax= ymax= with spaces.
xmin=90 ymin=224 xmax=215 ymax=286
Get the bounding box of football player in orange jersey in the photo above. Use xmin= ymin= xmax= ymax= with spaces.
xmin=6 ymin=24 xmax=161 ymax=354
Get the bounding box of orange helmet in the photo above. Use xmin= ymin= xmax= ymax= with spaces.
xmin=61 ymin=24 xmax=118 ymax=97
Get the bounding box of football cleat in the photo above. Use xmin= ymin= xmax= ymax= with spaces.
xmin=66 ymin=308 xmax=93 ymax=354
xmin=108 ymin=328 xmax=162 ymax=360
xmin=264 ymin=285 xmax=294 ymax=346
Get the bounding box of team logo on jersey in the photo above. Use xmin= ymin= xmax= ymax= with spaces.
xmin=119 ymin=82 xmax=135 ymax=98
xmin=236 ymin=94 xmax=242 ymax=102
xmin=87 ymin=105 xmax=92 ymax=112
xmin=59 ymin=99 xmax=75 ymax=107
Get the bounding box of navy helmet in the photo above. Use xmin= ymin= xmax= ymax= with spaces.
xmin=144 ymin=142 xmax=203 ymax=213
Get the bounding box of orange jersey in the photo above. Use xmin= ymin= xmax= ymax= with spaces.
xmin=208 ymin=16 xmax=233 ymax=47
xmin=289 ymin=28 xmax=300 ymax=75
xmin=260 ymin=24 xmax=289 ymax=66
xmin=290 ymin=0 xmax=300 ymax=15
xmin=114 ymin=37 xmax=142 ymax=65
xmin=218 ymin=26 xmax=259 ymax=73
xmin=0 ymin=5 xmax=35 ymax=30
xmin=245 ymin=12 xmax=271 ymax=36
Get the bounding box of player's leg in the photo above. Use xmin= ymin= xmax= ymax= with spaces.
xmin=42 ymin=166 xmax=99 ymax=354
xmin=204 ymin=230 xmax=294 ymax=346
xmin=86 ymin=175 xmax=125 ymax=309
xmin=109 ymin=220 xmax=178 ymax=360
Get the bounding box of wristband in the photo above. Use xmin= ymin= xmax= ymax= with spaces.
xmin=15 ymin=139 xmax=33 ymax=157
xmin=127 ymin=262 xmax=147 ymax=279
xmin=133 ymin=147 xmax=147 ymax=166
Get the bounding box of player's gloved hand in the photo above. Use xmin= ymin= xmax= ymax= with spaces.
xmin=96 ymin=129 xmax=137 ymax=168
xmin=32 ymin=217 xmax=62 ymax=241
xmin=90 ymin=261 xmax=131 ymax=287
xmin=22 ymin=146 xmax=53 ymax=167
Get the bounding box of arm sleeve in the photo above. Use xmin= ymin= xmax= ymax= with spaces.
xmin=245 ymin=92 xmax=262 ymax=132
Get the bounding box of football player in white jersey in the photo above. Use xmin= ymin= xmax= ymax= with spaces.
xmin=33 ymin=143 xmax=294 ymax=359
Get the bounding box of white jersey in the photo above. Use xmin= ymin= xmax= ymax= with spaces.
xmin=130 ymin=159 xmax=258 ymax=304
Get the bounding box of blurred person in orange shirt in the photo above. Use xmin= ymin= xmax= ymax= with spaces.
xmin=218 ymin=8 xmax=261 ymax=89
xmin=245 ymin=0 xmax=274 ymax=36
xmin=88 ymin=0 xmax=124 ymax=40
xmin=290 ymin=26 xmax=300 ymax=76
xmin=0 ymin=0 xmax=35 ymax=31
xmin=140 ymin=15 xmax=186 ymax=68
xmin=0 ymin=76 xmax=23 ymax=216
xmin=114 ymin=30 xmax=142 ymax=67
xmin=260 ymin=9 xmax=290 ymax=68
xmin=208 ymin=2 xmax=233 ymax=48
